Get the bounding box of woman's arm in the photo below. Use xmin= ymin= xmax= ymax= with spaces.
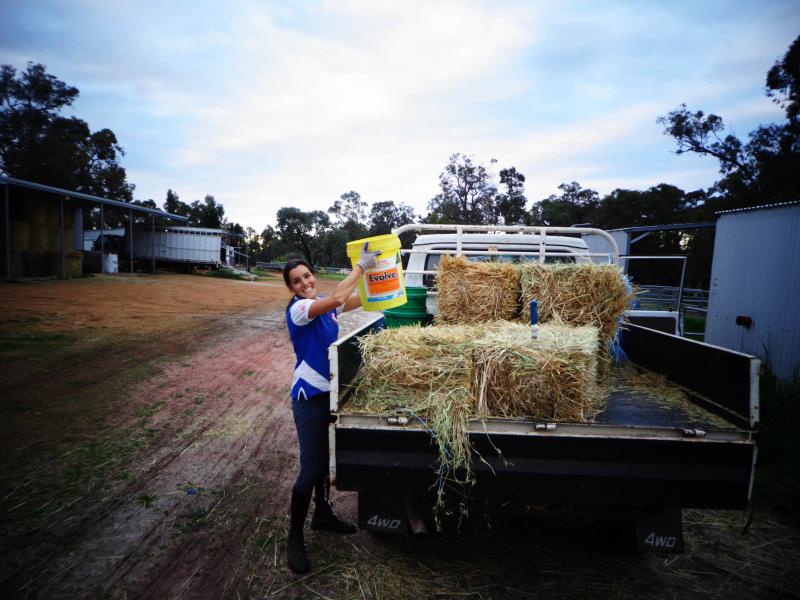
xmin=307 ymin=243 xmax=378 ymax=319
xmin=307 ymin=267 xmax=364 ymax=318
xmin=342 ymin=292 xmax=362 ymax=312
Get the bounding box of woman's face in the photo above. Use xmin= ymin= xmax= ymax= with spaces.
xmin=288 ymin=264 xmax=317 ymax=299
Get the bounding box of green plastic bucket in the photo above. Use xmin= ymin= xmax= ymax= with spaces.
xmin=383 ymin=304 xmax=432 ymax=328
xmin=404 ymin=286 xmax=428 ymax=308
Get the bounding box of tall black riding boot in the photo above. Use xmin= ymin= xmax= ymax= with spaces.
xmin=311 ymin=476 xmax=357 ymax=534
xmin=287 ymin=487 xmax=312 ymax=574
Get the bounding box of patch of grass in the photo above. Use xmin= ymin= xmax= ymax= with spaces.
xmin=116 ymin=470 xmax=135 ymax=481
xmin=137 ymin=400 xmax=165 ymax=419
xmin=177 ymin=481 xmax=204 ymax=494
xmin=0 ymin=339 xmax=166 ymax=533
xmin=249 ymin=267 xmax=276 ymax=278
xmin=200 ymin=269 xmax=249 ymax=281
xmin=176 ymin=506 xmax=208 ymax=533
xmin=683 ymin=315 xmax=706 ymax=341
xmin=0 ymin=331 xmax=79 ymax=357
xmin=135 ymin=494 xmax=159 ymax=509
xmin=753 ymin=373 xmax=800 ymax=523
xmin=315 ymin=271 xmax=348 ymax=281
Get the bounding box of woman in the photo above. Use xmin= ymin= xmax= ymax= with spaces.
xmin=282 ymin=244 xmax=378 ymax=574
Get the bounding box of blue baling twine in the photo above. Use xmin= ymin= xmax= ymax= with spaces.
xmin=611 ymin=275 xmax=635 ymax=365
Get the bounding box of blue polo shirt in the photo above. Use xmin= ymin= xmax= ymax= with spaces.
xmin=286 ymin=297 xmax=342 ymax=401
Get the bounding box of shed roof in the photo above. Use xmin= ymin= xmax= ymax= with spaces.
xmin=609 ymin=222 xmax=715 ymax=233
xmin=1 ymin=176 xmax=189 ymax=222
xmin=716 ymin=200 xmax=800 ymax=216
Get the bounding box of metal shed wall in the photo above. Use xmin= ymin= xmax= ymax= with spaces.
xmin=705 ymin=204 xmax=800 ymax=381
xmin=133 ymin=228 xmax=222 ymax=262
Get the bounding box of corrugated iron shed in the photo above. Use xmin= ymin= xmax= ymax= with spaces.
xmin=1 ymin=176 xmax=189 ymax=278
xmin=705 ymin=202 xmax=800 ymax=381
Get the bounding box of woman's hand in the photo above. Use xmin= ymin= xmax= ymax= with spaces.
xmin=355 ymin=242 xmax=381 ymax=272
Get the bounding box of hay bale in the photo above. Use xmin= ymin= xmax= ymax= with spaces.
xmin=29 ymin=224 xmax=48 ymax=251
xmin=471 ymin=322 xmax=600 ymax=421
xmin=43 ymin=250 xmax=81 ymax=276
xmin=9 ymin=250 xmax=25 ymax=277
xmin=352 ymin=321 xmax=602 ymax=518
xmin=10 ymin=221 xmax=29 ymax=250
xmin=355 ymin=323 xmax=475 ymax=409
xmin=46 ymin=225 xmax=61 ymax=250
xmin=66 ymin=251 xmax=83 ymax=277
xmin=26 ymin=198 xmax=48 ymax=225
xmin=43 ymin=250 xmax=61 ymax=275
xmin=356 ymin=323 xmax=478 ymax=479
xmin=519 ymin=263 xmax=634 ymax=340
xmin=435 ymin=255 xmax=520 ymax=324
xmin=354 ymin=321 xmax=600 ymax=421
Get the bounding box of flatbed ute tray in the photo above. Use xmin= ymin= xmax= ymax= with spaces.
xmin=329 ymin=320 xmax=757 ymax=511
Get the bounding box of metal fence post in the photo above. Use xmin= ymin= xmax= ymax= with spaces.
xmin=100 ymin=203 xmax=105 ymax=274
xmin=4 ymin=183 xmax=10 ymax=278
xmin=59 ymin=197 xmax=65 ymax=279
xmin=129 ymin=208 xmax=134 ymax=273
xmin=151 ymin=214 xmax=155 ymax=273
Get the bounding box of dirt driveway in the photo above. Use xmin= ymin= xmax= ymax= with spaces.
xmin=1 ymin=274 xmax=798 ymax=599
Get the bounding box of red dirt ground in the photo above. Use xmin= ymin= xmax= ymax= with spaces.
xmin=0 ymin=273 xmax=351 ymax=598
xmin=0 ymin=274 xmax=797 ymax=599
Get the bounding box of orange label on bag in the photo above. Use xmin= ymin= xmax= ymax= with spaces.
xmin=366 ymin=267 xmax=401 ymax=295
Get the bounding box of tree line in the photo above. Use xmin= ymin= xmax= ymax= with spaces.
xmin=2 ymin=35 xmax=797 ymax=288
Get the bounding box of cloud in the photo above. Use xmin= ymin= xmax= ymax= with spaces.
xmin=136 ymin=0 xmax=539 ymax=224
xmin=2 ymin=0 xmax=796 ymax=230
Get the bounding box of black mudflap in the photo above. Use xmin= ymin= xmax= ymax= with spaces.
xmin=634 ymin=508 xmax=684 ymax=552
xmin=358 ymin=492 xmax=411 ymax=536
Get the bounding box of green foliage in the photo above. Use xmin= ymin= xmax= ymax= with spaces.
xmin=495 ymin=167 xmax=528 ymax=225
xmin=135 ymin=494 xmax=158 ymax=509
xmin=536 ymin=181 xmax=599 ymax=226
xmin=658 ymin=34 xmax=800 ymax=208
xmin=314 ymin=271 xmax=347 ymax=281
xmin=766 ymin=35 xmax=800 ymax=126
xmin=591 ymin=184 xmax=699 ymax=229
xmin=0 ymin=62 xmax=133 ymax=200
xmin=369 ymin=200 xmax=416 ymax=235
xmin=329 ymin=190 xmax=369 ymax=239
xmin=370 ymin=200 xmax=417 ymax=248
xmin=276 ymin=206 xmax=330 ymax=265
xmin=163 ymin=189 xmax=191 ymax=217
xmin=320 ymin=226 xmax=349 ymax=267
xmin=131 ymin=198 xmax=157 ymax=209
xmin=425 ymin=153 xmax=499 ymax=224
xmin=201 ymin=269 xmax=248 ymax=280
xmin=683 ymin=315 xmax=706 ymax=341
xmin=0 ymin=331 xmax=78 ymax=358
xmin=189 ymin=194 xmax=224 ymax=228
xmin=754 ymin=373 xmax=800 ymax=521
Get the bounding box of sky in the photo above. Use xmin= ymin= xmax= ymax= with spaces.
xmin=1 ymin=0 xmax=798 ymax=231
